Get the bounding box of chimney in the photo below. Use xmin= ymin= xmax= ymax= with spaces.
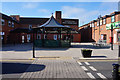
xmin=55 ymin=11 xmax=62 ymax=24
xmin=10 ymin=15 xmax=20 ymax=21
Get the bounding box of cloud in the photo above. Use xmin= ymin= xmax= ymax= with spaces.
xmin=22 ymin=3 xmax=38 ymax=9
xmin=61 ymin=2 xmax=118 ymax=26
xmin=61 ymin=6 xmax=99 ymax=25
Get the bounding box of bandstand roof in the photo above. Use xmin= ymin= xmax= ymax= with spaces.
xmin=38 ymin=15 xmax=69 ymax=28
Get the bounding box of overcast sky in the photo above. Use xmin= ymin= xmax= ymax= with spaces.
xmin=1 ymin=2 xmax=119 ymax=26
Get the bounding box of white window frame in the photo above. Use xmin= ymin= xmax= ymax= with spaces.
xmin=100 ymin=19 xmax=102 ymax=26
xmin=97 ymin=20 xmax=99 ymax=26
xmin=92 ymin=23 xmax=94 ymax=27
xmin=29 ymin=25 xmax=32 ymax=29
xmin=54 ymin=35 xmax=57 ymax=40
xmin=103 ymin=18 xmax=106 ymax=24
xmin=90 ymin=23 xmax=92 ymax=27
xmin=37 ymin=34 xmax=41 ymax=39
xmin=8 ymin=21 xmax=11 ymax=27
xmin=111 ymin=15 xmax=115 ymax=22
xmin=11 ymin=22 xmax=14 ymax=27
xmin=1 ymin=19 xmax=5 ymax=26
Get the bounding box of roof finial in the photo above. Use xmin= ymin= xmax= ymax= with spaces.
xmin=52 ymin=13 xmax=53 ymax=16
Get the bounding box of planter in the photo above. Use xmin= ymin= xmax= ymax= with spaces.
xmin=81 ymin=49 xmax=92 ymax=58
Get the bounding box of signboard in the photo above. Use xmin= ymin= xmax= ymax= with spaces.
xmin=106 ymin=21 xmax=120 ymax=30
xmin=62 ymin=20 xmax=78 ymax=25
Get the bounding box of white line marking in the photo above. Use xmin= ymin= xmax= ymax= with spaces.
xmin=87 ymin=72 xmax=96 ymax=79
xmin=89 ymin=66 xmax=97 ymax=71
xmin=77 ymin=62 xmax=82 ymax=66
xmin=81 ymin=66 xmax=88 ymax=71
xmin=97 ymin=73 xmax=107 ymax=79
xmin=84 ymin=62 xmax=90 ymax=65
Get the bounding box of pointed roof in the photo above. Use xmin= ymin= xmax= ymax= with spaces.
xmin=38 ymin=15 xmax=68 ymax=28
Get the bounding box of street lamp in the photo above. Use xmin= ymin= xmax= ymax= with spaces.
xmin=111 ymin=24 xmax=113 ymax=50
xmin=98 ymin=15 xmax=102 ymax=42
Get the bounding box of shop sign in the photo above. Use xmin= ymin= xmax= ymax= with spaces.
xmin=106 ymin=21 xmax=120 ymax=30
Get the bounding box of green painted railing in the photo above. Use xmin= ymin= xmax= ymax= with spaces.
xmin=34 ymin=39 xmax=70 ymax=47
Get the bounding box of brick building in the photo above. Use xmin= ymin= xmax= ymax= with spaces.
xmin=1 ymin=11 xmax=81 ymax=44
xmin=79 ymin=11 xmax=120 ymax=44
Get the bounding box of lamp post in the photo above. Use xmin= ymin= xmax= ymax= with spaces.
xmin=98 ymin=15 xmax=101 ymax=42
xmin=111 ymin=24 xmax=113 ymax=50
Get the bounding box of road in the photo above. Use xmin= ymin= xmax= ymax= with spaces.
xmin=77 ymin=59 xmax=118 ymax=79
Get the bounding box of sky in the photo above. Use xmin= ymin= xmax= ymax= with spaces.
xmin=1 ymin=2 xmax=119 ymax=26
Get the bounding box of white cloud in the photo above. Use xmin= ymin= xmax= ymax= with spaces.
xmin=61 ymin=6 xmax=99 ymax=26
xmin=61 ymin=2 xmax=118 ymax=26
xmin=22 ymin=3 xmax=38 ymax=9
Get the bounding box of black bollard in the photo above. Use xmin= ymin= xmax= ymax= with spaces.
xmin=112 ymin=63 xmax=119 ymax=80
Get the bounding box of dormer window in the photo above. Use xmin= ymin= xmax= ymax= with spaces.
xmin=97 ymin=20 xmax=99 ymax=26
xmin=103 ymin=18 xmax=106 ymax=24
xmin=100 ymin=19 xmax=102 ymax=26
xmin=90 ymin=23 xmax=92 ymax=27
xmin=11 ymin=22 xmax=14 ymax=27
xmin=92 ymin=23 xmax=94 ymax=27
xmin=8 ymin=21 xmax=11 ymax=27
xmin=1 ymin=19 xmax=5 ymax=26
xmin=111 ymin=15 xmax=115 ymax=22
xmin=29 ymin=25 xmax=32 ymax=29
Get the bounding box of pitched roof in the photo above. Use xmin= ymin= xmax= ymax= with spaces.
xmin=38 ymin=15 xmax=66 ymax=28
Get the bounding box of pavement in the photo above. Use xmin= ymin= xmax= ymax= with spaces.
xmin=1 ymin=42 xmax=119 ymax=80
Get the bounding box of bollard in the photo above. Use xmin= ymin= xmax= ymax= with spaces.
xmin=112 ymin=63 xmax=119 ymax=80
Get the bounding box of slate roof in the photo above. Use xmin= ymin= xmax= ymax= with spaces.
xmin=38 ymin=15 xmax=67 ymax=28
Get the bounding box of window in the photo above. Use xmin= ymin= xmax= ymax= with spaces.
xmin=103 ymin=18 xmax=106 ymax=24
xmin=97 ymin=20 xmax=99 ymax=26
xmin=44 ymin=34 xmax=47 ymax=39
xmin=92 ymin=23 xmax=94 ymax=27
xmin=8 ymin=21 xmax=11 ymax=27
xmin=100 ymin=19 xmax=102 ymax=26
xmin=90 ymin=23 xmax=92 ymax=27
xmin=29 ymin=25 xmax=32 ymax=29
xmin=54 ymin=35 xmax=57 ymax=40
xmin=1 ymin=19 xmax=5 ymax=25
xmin=111 ymin=15 xmax=115 ymax=22
xmin=27 ymin=34 xmax=30 ymax=42
xmin=37 ymin=34 xmax=41 ymax=39
xmin=11 ymin=22 xmax=14 ymax=27
xmin=58 ymin=35 xmax=62 ymax=39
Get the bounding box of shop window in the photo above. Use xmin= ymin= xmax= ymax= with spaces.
xmin=29 ymin=25 xmax=32 ymax=29
xmin=8 ymin=21 xmax=11 ymax=27
xmin=37 ymin=34 xmax=41 ymax=39
xmin=111 ymin=15 xmax=115 ymax=22
xmin=103 ymin=18 xmax=106 ymax=24
xmin=1 ymin=19 xmax=5 ymax=26
xmin=11 ymin=22 xmax=14 ymax=27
